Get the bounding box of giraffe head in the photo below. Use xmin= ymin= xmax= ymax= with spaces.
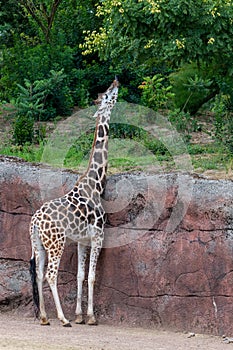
xmin=93 ymin=78 xmax=119 ymax=109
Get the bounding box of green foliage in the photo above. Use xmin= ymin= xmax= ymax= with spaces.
xmin=54 ymin=0 xmax=101 ymax=46
xmin=110 ymin=123 xmax=144 ymax=140
xmin=9 ymin=69 xmax=73 ymax=144
xmin=170 ymin=63 xmax=215 ymax=114
xmin=39 ymin=69 xmax=73 ymax=119
xmin=168 ymin=109 xmax=200 ymax=143
xmin=1 ymin=0 xmax=233 ymax=176
xmin=187 ymin=143 xmax=216 ymax=155
xmin=64 ymin=123 xmax=170 ymax=168
xmin=0 ymin=42 xmax=76 ymax=101
xmin=70 ymin=61 xmax=115 ymax=107
xmin=11 ymin=69 xmax=72 ymax=121
xmin=81 ymin=0 xmax=233 ymax=114
xmin=138 ymin=74 xmax=174 ymax=111
xmin=10 ymin=79 xmax=44 ymax=145
xmin=216 ymin=72 xmax=233 ymax=112
xmin=64 ymin=131 xmax=94 ymax=167
xmin=110 ymin=123 xmax=169 ymax=156
xmin=83 ymin=0 xmax=233 ymax=67
xmin=14 ymin=80 xmax=45 ymax=119
xmin=0 ymin=1 xmax=30 ymax=47
xmin=212 ymin=94 xmax=233 ymax=153
xmin=0 ymin=142 xmax=45 ymax=162
xmin=13 ymin=115 xmax=34 ymax=145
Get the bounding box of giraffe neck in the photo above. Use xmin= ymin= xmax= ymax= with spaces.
xmin=85 ymin=111 xmax=110 ymax=194
xmin=76 ymin=78 xmax=118 ymax=194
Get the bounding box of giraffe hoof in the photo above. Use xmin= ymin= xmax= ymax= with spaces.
xmin=87 ymin=316 xmax=98 ymax=326
xmin=40 ymin=318 xmax=50 ymax=326
xmin=75 ymin=315 xmax=85 ymax=324
xmin=63 ymin=322 xmax=72 ymax=327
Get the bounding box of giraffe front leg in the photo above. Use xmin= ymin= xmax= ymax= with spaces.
xmin=46 ymin=254 xmax=71 ymax=327
xmin=87 ymin=278 xmax=97 ymax=326
xmin=87 ymin=238 xmax=102 ymax=326
xmin=75 ymin=243 xmax=88 ymax=324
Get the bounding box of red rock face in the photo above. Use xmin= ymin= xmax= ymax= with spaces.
xmin=1 ymin=156 xmax=233 ymax=335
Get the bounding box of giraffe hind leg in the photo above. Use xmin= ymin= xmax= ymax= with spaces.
xmin=30 ymin=225 xmax=50 ymax=325
xmin=46 ymin=250 xmax=71 ymax=327
xmin=29 ymin=256 xmax=40 ymax=318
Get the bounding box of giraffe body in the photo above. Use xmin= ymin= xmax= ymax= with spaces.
xmin=30 ymin=79 xmax=119 ymax=326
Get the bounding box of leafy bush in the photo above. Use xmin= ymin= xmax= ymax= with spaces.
xmin=110 ymin=123 xmax=144 ymax=140
xmin=13 ymin=115 xmax=34 ymax=145
xmin=10 ymin=79 xmax=44 ymax=145
xmin=138 ymin=74 xmax=174 ymax=111
xmin=168 ymin=109 xmax=200 ymax=143
xmin=64 ymin=131 xmax=94 ymax=167
xmin=39 ymin=69 xmax=73 ymax=119
xmin=11 ymin=69 xmax=72 ymax=120
xmin=110 ymin=123 xmax=169 ymax=156
xmin=69 ymin=69 xmax=90 ymax=108
xmin=212 ymin=94 xmax=233 ymax=153
xmin=9 ymin=70 xmax=74 ymax=144
xmin=170 ymin=63 xmax=214 ymax=114
xmin=13 ymin=80 xmax=45 ymax=120
xmin=0 ymin=42 xmax=75 ymax=104
xmin=216 ymin=75 xmax=233 ymax=112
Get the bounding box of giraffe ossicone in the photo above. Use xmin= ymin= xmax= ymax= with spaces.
xmin=29 ymin=78 xmax=119 ymax=327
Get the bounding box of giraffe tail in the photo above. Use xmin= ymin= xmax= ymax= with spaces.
xmin=29 ymin=255 xmax=40 ymax=319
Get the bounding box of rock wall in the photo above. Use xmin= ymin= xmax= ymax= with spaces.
xmin=1 ymin=156 xmax=233 ymax=335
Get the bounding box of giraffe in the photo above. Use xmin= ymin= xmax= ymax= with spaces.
xmin=29 ymin=78 xmax=119 ymax=327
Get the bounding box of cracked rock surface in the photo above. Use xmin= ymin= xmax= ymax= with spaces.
xmin=1 ymin=156 xmax=233 ymax=335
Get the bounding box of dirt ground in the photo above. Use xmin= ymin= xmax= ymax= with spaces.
xmin=0 ymin=314 xmax=232 ymax=350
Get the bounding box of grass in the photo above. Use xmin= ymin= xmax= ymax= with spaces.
xmin=0 ymin=143 xmax=45 ymax=163
xmin=0 ymin=135 xmax=232 ymax=176
xmin=0 ymin=111 xmax=232 ymax=177
xmin=192 ymin=152 xmax=231 ymax=172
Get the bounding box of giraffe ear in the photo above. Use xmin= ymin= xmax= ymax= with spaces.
xmin=93 ymin=93 xmax=104 ymax=106
xmin=92 ymin=99 xmax=99 ymax=105
xmin=114 ymin=76 xmax=119 ymax=85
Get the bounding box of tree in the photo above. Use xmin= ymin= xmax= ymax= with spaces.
xmin=18 ymin=0 xmax=62 ymax=43
xmin=81 ymin=0 xmax=233 ymax=67
xmin=80 ymin=0 xmax=233 ymax=111
xmin=54 ymin=0 xmax=101 ymax=47
xmin=0 ymin=1 xmax=29 ymax=47
xmin=0 ymin=0 xmax=106 ymax=104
